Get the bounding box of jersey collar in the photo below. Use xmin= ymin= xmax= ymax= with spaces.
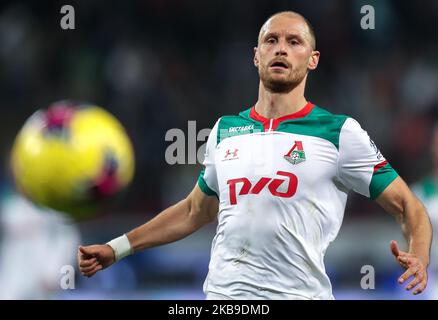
xmin=242 ymin=101 xmax=315 ymax=131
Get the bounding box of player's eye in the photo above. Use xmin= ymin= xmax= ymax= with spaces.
xmin=290 ymin=39 xmax=300 ymax=45
xmin=266 ymin=37 xmax=276 ymax=44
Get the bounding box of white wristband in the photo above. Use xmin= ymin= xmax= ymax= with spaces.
xmin=107 ymin=234 xmax=133 ymax=261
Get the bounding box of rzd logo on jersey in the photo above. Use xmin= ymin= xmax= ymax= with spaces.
xmin=227 ymin=171 xmax=298 ymax=205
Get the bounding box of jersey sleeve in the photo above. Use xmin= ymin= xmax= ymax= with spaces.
xmin=197 ymin=118 xmax=220 ymax=197
xmin=337 ymin=118 xmax=398 ymax=200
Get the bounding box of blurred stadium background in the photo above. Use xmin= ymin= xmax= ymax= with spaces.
xmin=0 ymin=0 xmax=437 ymax=299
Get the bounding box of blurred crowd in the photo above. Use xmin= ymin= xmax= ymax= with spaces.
xmin=0 ymin=0 xmax=437 ymax=299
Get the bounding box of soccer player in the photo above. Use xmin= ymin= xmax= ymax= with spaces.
xmin=78 ymin=11 xmax=432 ymax=299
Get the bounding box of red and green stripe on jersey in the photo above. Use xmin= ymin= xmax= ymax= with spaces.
xmin=370 ymin=160 xmax=398 ymax=200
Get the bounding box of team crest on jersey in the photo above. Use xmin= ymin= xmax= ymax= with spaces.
xmin=284 ymin=141 xmax=306 ymax=165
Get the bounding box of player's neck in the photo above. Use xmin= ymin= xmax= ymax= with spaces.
xmin=255 ymin=80 xmax=308 ymax=119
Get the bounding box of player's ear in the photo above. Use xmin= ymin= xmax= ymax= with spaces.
xmin=253 ymin=47 xmax=259 ymax=67
xmin=308 ymin=50 xmax=320 ymax=71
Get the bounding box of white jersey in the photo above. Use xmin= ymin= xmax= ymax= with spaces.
xmin=198 ymin=102 xmax=398 ymax=299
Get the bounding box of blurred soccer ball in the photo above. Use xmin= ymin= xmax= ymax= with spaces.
xmin=10 ymin=101 xmax=135 ymax=219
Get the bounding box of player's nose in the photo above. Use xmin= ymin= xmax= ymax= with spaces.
xmin=274 ymin=46 xmax=287 ymax=56
xmin=274 ymin=39 xmax=288 ymax=56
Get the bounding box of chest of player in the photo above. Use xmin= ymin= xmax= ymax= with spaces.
xmin=214 ymin=131 xmax=338 ymax=201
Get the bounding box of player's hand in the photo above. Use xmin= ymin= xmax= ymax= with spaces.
xmin=77 ymin=244 xmax=115 ymax=277
xmin=390 ymin=240 xmax=428 ymax=295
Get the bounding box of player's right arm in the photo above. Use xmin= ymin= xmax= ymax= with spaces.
xmin=78 ymin=184 xmax=218 ymax=277
xmin=79 ymin=118 xmax=221 ymax=277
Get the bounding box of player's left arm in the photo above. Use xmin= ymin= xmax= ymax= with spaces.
xmin=376 ymin=176 xmax=432 ymax=295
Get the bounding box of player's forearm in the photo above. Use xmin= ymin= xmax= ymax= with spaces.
xmin=126 ymin=197 xmax=208 ymax=253
xmin=400 ymin=198 xmax=432 ymax=265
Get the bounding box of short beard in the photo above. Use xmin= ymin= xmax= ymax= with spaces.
xmin=260 ymin=66 xmax=308 ymax=94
